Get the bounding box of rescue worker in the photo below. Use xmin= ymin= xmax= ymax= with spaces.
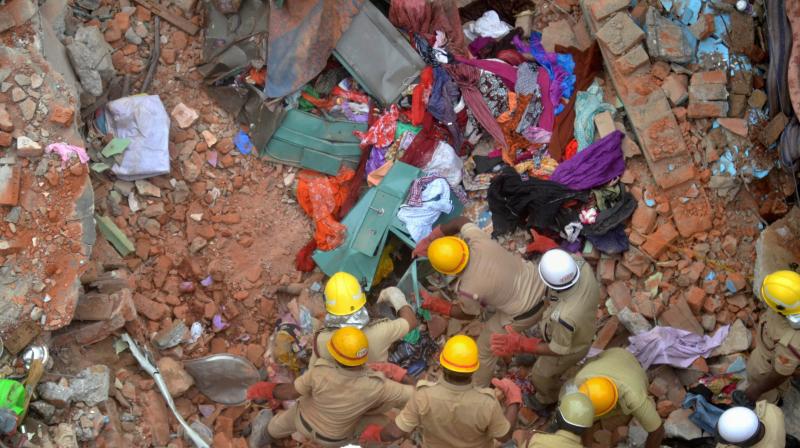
xmin=524 ymin=393 xmax=594 ymax=448
xmin=739 ymin=270 xmax=800 ymax=405
xmin=310 ymin=271 xmax=418 ymax=364
xmin=413 ymin=216 xmax=547 ymax=386
xmin=715 ymin=402 xmax=785 ymax=448
xmin=490 ymin=248 xmax=600 ymax=410
xmin=245 ymin=327 xmax=413 ymax=447
xmin=569 ymin=348 xmax=665 ymax=448
xmin=358 ymin=335 xmax=521 ymax=447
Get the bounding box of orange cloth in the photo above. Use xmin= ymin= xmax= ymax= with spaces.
xmin=499 ymin=93 xmax=537 ymax=165
xmin=296 ymin=167 xmax=355 ymax=251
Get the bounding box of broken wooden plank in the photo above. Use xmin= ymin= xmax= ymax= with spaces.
xmin=131 ymin=0 xmax=199 ymax=35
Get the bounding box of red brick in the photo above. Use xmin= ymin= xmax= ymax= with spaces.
xmin=622 ymin=247 xmax=651 ymax=277
xmin=687 ymin=101 xmax=729 ymax=118
xmin=727 ymin=272 xmax=747 ymax=292
xmin=684 ymin=286 xmax=706 ymax=315
xmin=690 ymin=70 xmax=727 ymax=85
xmin=0 ymin=164 xmax=21 ymax=206
xmin=631 ymin=204 xmax=658 ymax=234
xmin=49 ymin=104 xmax=74 ymax=126
xmin=633 ymin=291 xmax=663 ymax=319
xmin=702 ymin=295 xmax=721 ymax=314
xmin=141 ymin=390 xmax=171 ymax=446
xmin=0 ymin=131 xmax=11 ymax=147
xmin=641 ymin=222 xmax=679 ymax=258
xmin=650 ymin=61 xmax=670 ymax=80
xmin=660 ymin=297 xmax=704 ymax=334
xmin=592 ymin=316 xmax=620 ymax=350
xmin=590 ymin=0 xmax=630 ymax=20
xmin=132 ymin=293 xmax=169 ymax=321
xmin=607 ymin=281 xmax=632 ymax=311
xmin=597 ymin=258 xmax=617 ymax=284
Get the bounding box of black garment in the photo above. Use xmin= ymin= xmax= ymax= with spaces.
xmin=583 ymin=190 xmax=637 ymax=237
xmin=488 ymin=166 xmax=587 ymax=236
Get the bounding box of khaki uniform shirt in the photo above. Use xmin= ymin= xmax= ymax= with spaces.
xmin=456 ymin=223 xmax=545 ymax=317
xmin=716 ymin=400 xmax=785 ymax=448
xmin=540 ymin=259 xmax=600 ymax=355
xmin=527 ymin=430 xmax=584 ymax=447
xmin=310 ymin=318 xmax=410 ymax=365
xmin=295 ymin=358 xmax=413 ymax=440
xmin=571 ymin=348 xmax=662 ymax=432
xmin=394 ymin=378 xmax=510 ymax=448
xmin=756 ymin=309 xmax=800 ymax=376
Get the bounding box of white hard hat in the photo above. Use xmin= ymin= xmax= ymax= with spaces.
xmin=717 ymin=407 xmax=759 ymax=443
xmin=538 ymin=249 xmax=580 ymax=290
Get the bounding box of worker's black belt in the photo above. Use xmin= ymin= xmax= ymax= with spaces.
xmin=299 ymin=412 xmax=348 ymax=443
xmin=513 ymin=299 xmax=545 ymax=321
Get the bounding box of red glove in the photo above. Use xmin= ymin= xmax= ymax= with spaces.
xmin=359 ymin=424 xmax=384 ymax=444
xmin=490 ymin=326 xmax=541 ymax=357
xmin=491 ymin=378 xmax=523 ymax=406
xmin=246 ymin=382 xmax=278 ymax=402
xmin=412 ymin=226 xmax=445 ymax=258
xmin=420 ymin=290 xmax=453 ymax=316
xmin=368 ymin=362 xmax=408 ymax=382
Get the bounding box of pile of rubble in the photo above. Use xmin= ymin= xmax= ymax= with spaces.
xmin=0 ymin=0 xmax=799 ymax=446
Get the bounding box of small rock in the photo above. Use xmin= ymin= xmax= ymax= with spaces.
xmin=11 ymin=87 xmax=26 ymax=102
xmin=134 ymin=179 xmax=161 ymax=197
xmin=70 ymin=365 xmax=110 ymax=406
xmin=19 ymin=98 xmax=37 ymax=121
xmin=13 ymin=74 xmax=30 ymax=86
xmin=0 ymin=105 xmax=13 ymax=132
xmin=157 ymin=357 xmax=194 ymax=397
xmin=30 ymin=401 xmax=56 ymax=422
xmin=283 ymin=173 xmax=295 ymax=187
xmin=143 ymin=219 xmax=160 ymax=236
xmin=37 ymin=382 xmax=73 ymax=407
xmin=201 ymin=130 xmax=217 ymax=147
xmin=711 ymin=319 xmax=751 ymax=356
xmin=171 ymin=103 xmax=199 ymax=129
xmin=142 ymin=203 xmax=165 ymax=218
xmin=124 ymin=27 xmax=142 ymax=45
xmin=16 ymin=136 xmax=43 ymax=157
xmin=748 ymin=89 xmax=767 ymax=109
xmin=665 ymin=408 xmax=703 ymax=440
xmin=617 ymin=307 xmax=653 ymax=335
xmin=30 ymin=73 xmax=43 ymax=89
xmin=189 ymin=237 xmax=207 ymax=253
xmin=152 ymin=320 xmax=187 ymax=350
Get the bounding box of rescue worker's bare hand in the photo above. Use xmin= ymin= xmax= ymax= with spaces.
xmin=359 ymin=424 xmax=384 ymax=444
xmin=246 ymin=381 xmax=278 ymax=403
xmin=368 ymin=362 xmax=407 ymax=382
xmin=420 ymin=290 xmax=453 ymax=316
xmin=490 ymin=326 xmax=541 ymax=356
xmin=491 ymin=378 xmax=523 ymax=405
xmin=412 ymin=226 xmax=444 ymax=258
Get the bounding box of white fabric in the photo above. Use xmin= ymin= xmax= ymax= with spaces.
xmin=105 ymin=95 xmax=171 ymax=180
xmin=398 ymin=178 xmax=453 ymax=242
xmin=424 ymin=141 xmax=463 ymax=187
xmin=463 ymin=10 xmax=512 ymax=40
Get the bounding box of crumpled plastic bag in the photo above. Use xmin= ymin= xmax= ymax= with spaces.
xmin=104 ymin=95 xmax=170 ymax=181
xmin=463 ymin=10 xmax=512 ymax=40
xmin=296 ymin=167 xmax=355 ymax=251
xmin=424 ymin=141 xmax=463 ymax=187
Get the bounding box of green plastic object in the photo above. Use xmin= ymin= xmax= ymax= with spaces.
xmin=101 ymin=138 xmax=131 ymax=158
xmin=312 ymin=162 xmax=463 ymax=292
xmin=262 ymin=109 xmax=366 ymax=176
xmin=0 ymin=379 xmax=25 ymax=416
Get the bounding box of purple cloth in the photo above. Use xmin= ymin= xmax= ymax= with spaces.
xmin=586 ymin=225 xmax=629 ymax=254
xmin=627 ymin=325 xmax=731 ymax=369
xmin=454 ymin=55 xmax=517 ymax=90
xmin=468 ymin=36 xmax=495 ymax=57
xmin=366 ymin=146 xmax=386 ymax=174
xmin=428 ymin=66 xmax=463 ymax=151
xmin=537 ymin=68 xmax=554 ymax=131
xmin=550 ymin=131 xmax=625 ymax=190
xmin=513 ymin=33 xmax=576 ymax=115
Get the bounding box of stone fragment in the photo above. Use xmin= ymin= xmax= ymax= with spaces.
xmin=617 ymin=307 xmax=653 ymax=335
xmin=616 ymin=45 xmax=650 ymax=75
xmin=171 ymin=103 xmax=199 ymax=129
xmin=19 ymin=98 xmax=36 ymax=121
xmin=665 ymin=408 xmax=703 ymax=440
xmin=124 ymin=27 xmax=142 ymax=45
xmin=11 ymin=87 xmax=26 ymax=102
xmin=763 ymin=112 xmax=789 ymax=145
xmin=16 ymin=136 xmax=43 ymax=157
xmin=660 ymin=297 xmax=704 ymax=335
xmin=596 ymin=13 xmax=645 ymax=56
xmin=66 ymin=26 xmax=116 ymax=97
xmin=0 ymin=0 xmax=37 ymax=33
xmin=134 ymin=179 xmax=161 ymax=197
xmin=153 ymin=320 xmax=187 ymax=349
xmin=748 ymin=89 xmax=767 ymax=109
xmin=717 ymin=118 xmax=748 ymax=137
xmin=689 ymin=83 xmax=728 ymax=102
xmin=201 ymin=130 xmax=218 ymax=147
xmin=69 ymin=365 xmax=110 ymax=406
xmin=729 ymin=94 xmax=747 ymax=117
xmin=157 ymin=357 xmax=194 ymax=397
xmin=711 ymin=319 xmax=751 ymax=356
xmin=0 ymin=105 xmax=13 ymax=132
xmin=661 ymin=74 xmax=688 ymax=106
xmin=190 ymin=237 xmax=207 ymax=253
xmin=590 ymin=0 xmax=630 ymax=20
xmin=641 ymin=222 xmax=678 ymax=258
xmin=542 ymin=19 xmax=578 ymax=52
xmin=645 ymin=7 xmax=694 ymax=63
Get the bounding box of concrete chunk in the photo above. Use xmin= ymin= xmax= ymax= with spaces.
xmin=596 ymin=13 xmax=645 ymax=56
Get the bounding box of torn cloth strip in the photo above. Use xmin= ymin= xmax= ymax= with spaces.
xmin=267 ymin=0 xmax=365 ymax=98
xmin=550 ymin=130 xmax=625 ymax=190
xmin=446 ymin=63 xmax=508 ymax=148
xmin=627 ymin=325 xmax=730 ymax=369
xmin=453 ymin=55 xmax=518 ymax=89
xmin=488 ymin=166 xmax=587 ymax=236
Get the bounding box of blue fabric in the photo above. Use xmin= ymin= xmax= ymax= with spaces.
xmin=513 ymin=33 xmax=576 ymax=115
xmin=682 ymin=393 xmax=724 ymax=434
xmin=428 ymin=66 xmax=463 ymax=150
xmin=586 ymin=225 xmax=629 ymax=254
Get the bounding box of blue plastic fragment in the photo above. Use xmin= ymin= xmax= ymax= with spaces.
xmin=705 ymin=271 xmax=716 ymax=282
xmin=645 ymin=198 xmax=656 ymax=207
xmin=233 ymin=130 xmax=254 ymax=155
xmin=726 ymin=279 xmax=738 ymax=293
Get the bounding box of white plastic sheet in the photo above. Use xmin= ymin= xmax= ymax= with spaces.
xmin=424 ymin=141 xmax=463 ymax=187
xmin=105 ymin=95 xmax=170 ymax=180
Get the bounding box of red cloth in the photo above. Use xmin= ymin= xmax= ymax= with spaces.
xmin=389 ymin=0 xmax=466 ymax=54
xmin=412 ymin=67 xmax=434 ymax=126
xmin=525 ymin=229 xmax=559 ymax=254
xmin=400 ymin=112 xmax=446 ymax=168
xmin=563 ymin=139 xmax=578 ymax=160
xmin=296 ymin=167 xmax=355 ymax=251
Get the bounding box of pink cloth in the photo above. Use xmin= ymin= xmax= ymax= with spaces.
xmin=454 ymin=55 xmax=517 ymax=89
xmin=353 ymin=105 xmax=399 ymax=148
xmin=446 ymin=64 xmax=507 ymax=148
xmin=45 ymin=143 xmax=90 ymax=168
xmin=537 ymin=68 xmax=554 ymax=131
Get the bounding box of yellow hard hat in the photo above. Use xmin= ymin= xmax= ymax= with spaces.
xmin=428 ymin=237 xmax=470 ymax=276
xmin=327 ymin=327 xmax=369 ymax=366
xmin=761 ymin=270 xmax=800 ymax=315
xmin=559 ymin=393 xmax=595 ymax=428
xmin=578 ymin=377 xmax=618 ymax=417
xmin=439 ymin=335 xmax=479 ymax=373
xmin=324 ymin=272 xmax=367 ymax=316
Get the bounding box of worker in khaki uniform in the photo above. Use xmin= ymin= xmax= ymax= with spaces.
xmin=490 ymin=248 xmax=600 ymax=409
xmin=570 ymin=348 xmax=664 ymax=448
xmin=715 ymin=402 xmax=785 ymax=448
xmin=311 ymin=272 xmax=418 ymax=364
xmin=358 ymin=335 xmax=521 ymax=447
xmin=524 ymin=393 xmax=594 ymax=448
xmin=413 ymin=217 xmax=547 ymax=386
xmin=244 ymin=327 xmax=413 ymax=448
xmin=739 ymin=271 xmax=800 ymax=405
